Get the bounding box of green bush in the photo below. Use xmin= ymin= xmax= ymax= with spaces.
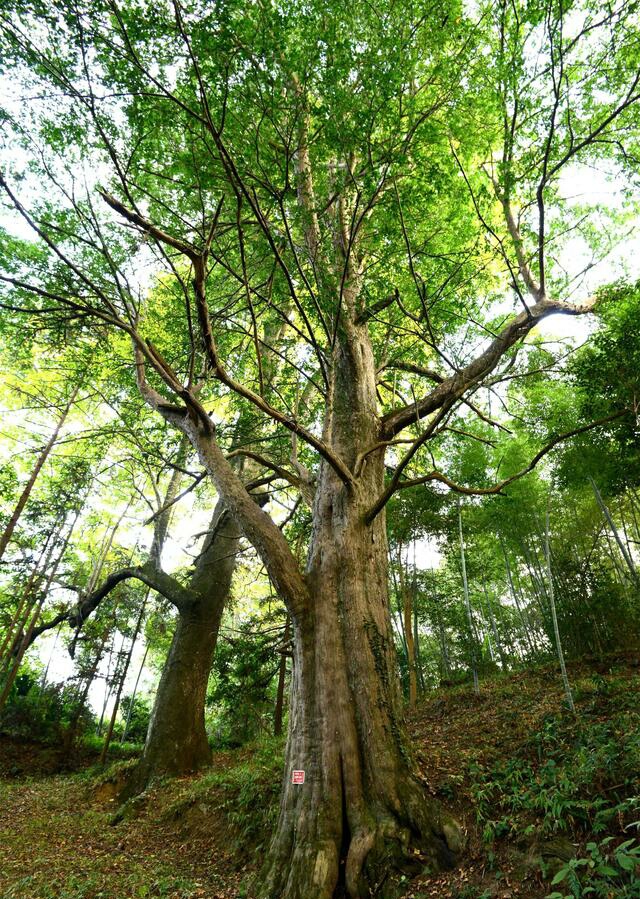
xmin=469 ymin=712 xmax=640 ymax=842
xmin=0 ymin=670 xmax=94 ymax=743
xmin=206 ymin=611 xmax=287 ymax=748
xmin=119 ymin=694 xmax=151 ymax=743
xmin=81 ymin=732 xmax=142 ymax=759
xmin=546 ymin=837 xmax=640 ymax=899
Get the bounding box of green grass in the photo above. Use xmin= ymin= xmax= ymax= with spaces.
xmin=163 ymin=735 xmax=285 ymax=853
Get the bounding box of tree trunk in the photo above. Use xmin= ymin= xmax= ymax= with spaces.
xmin=255 ymin=324 xmax=462 ymax=899
xmin=482 ymin=581 xmax=508 ymax=670
xmin=100 ymin=592 xmax=148 ymax=764
xmin=0 ymin=390 xmax=76 ymax=563
xmin=0 ymin=528 xmax=55 ymax=667
xmin=122 ymin=599 xmax=216 ymax=793
xmin=431 ymin=585 xmax=451 ymax=680
xmin=274 ymin=617 xmax=290 ymax=737
xmin=65 ymin=625 xmax=110 ymax=749
xmin=413 ymin=600 xmax=425 ymax=693
xmin=458 ymin=502 xmax=479 ymax=694
xmin=590 ymin=476 xmax=639 ymax=586
xmin=544 ymin=507 xmax=575 ymax=713
xmin=502 ymin=540 xmax=536 ymax=658
xmin=121 ymin=643 xmax=149 ymax=742
xmin=400 ymin=553 xmax=417 ymax=708
xmin=0 ymin=512 xmax=74 ymax=712
xmin=39 ymin=621 xmax=62 ymax=696
xmin=97 ymin=631 xmax=119 ymax=735
xmin=121 ymin=500 xmax=242 ymax=798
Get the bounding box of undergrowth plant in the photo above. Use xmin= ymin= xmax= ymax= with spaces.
xmin=165 ymin=737 xmax=284 ymax=853
xmin=546 ymin=837 xmax=640 ymax=899
xmin=469 ymin=711 xmax=640 ymax=843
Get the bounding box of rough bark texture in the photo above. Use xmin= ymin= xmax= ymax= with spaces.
xmin=273 ymin=617 xmax=290 ymax=737
xmin=254 ymin=320 xmax=463 ymax=899
xmin=121 ymin=501 xmax=242 ymax=798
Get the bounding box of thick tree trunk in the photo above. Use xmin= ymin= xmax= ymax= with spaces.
xmin=258 ymin=466 xmax=462 ymax=898
xmin=274 ymin=617 xmax=290 ymax=737
xmin=121 ymin=501 xmax=242 ymax=797
xmin=256 ymin=326 xmax=462 ymax=899
xmin=121 ymin=599 xmax=216 ymax=796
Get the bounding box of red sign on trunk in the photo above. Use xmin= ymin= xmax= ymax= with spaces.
xmin=291 ymin=770 xmax=305 ymax=784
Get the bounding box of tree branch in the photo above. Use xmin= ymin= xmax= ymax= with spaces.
xmin=381 ymin=296 xmax=596 ymax=438
xmin=366 ymin=410 xmax=627 ymax=522
xmin=27 ymin=561 xmax=196 ymax=648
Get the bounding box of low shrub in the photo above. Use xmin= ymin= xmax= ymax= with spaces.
xmin=546 ymin=836 xmax=640 ymax=899
xmin=469 ymin=711 xmax=640 ymax=842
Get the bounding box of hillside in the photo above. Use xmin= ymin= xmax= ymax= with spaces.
xmin=1 ymin=658 xmax=639 ymax=899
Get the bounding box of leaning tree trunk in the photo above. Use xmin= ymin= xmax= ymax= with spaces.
xmin=0 ymin=388 xmax=77 ymax=563
xmin=256 ymin=323 xmax=462 ymax=899
xmin=121 ymin=500 xmax=242 ymax=798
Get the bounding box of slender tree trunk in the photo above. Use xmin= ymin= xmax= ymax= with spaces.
xmin=628 ymin=492 xmax=640 ymax=546
xmin=97 ymin=632 xmax=119 ymax=735
xmin=431 ymin=587 xmax=451 ymax=680
xmin=411 ymin=545 xmax=425 ymax=693
xmin=100 ymin=593 xmax=148 ymax=764
xmin=458 ymin=502 xmax=479 ymax=694
xmin=0 ymin=391 xmax=77 ymax=563
xmin=483 ymin=581 xmax=508 ymax=670
xmin=479 ymin=603 xmax=495 ymax=662
xmin=568 ymin=538 xmax=604 ymax=659
xmin=0 ymin=513 xmax=74 ymax=712
xmin=0 ymin=529 xmax=55 ymax=667
xmin=398 ymin=548 xmax=417 ymax=708
xmin=66 ymin=626 xmax=110 ymax=748
xmin=39 ymin=621 xmax=62 ymax=696
xmin=520 ymin=542 xmax=550 ymax=621
xmin=590 ymin=476 xmax=638 ymax=585
xmin=414 ymin=601 xmax=425 ymax=693
xmin=502 ymin=540 xmax=535 ymax=658
xmin=121 ymin=643 xmax=149 ymax=743
xmin=603 ymin=530 xmax=631 ymax=593
xmin=618 ymin=500 xmax=638 ymax=571
xmin=390 ymin=561 xmax=409 ymax=663
xmin=544 ymin=507 xmax=575 ymax=713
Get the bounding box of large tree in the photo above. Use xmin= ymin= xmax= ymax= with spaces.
xmin=1 ymin=0 xmax=639 ymax=896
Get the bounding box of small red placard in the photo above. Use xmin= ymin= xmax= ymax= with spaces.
xmin=291 ymin=770 xmax=305 ymax=785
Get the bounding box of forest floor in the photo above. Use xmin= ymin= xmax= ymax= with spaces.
xmin=1 ymin=656 xmax=639 ymax=899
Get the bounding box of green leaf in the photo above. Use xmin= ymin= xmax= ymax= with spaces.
xmin=551 ymin=868 xmax=570 ymax=885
